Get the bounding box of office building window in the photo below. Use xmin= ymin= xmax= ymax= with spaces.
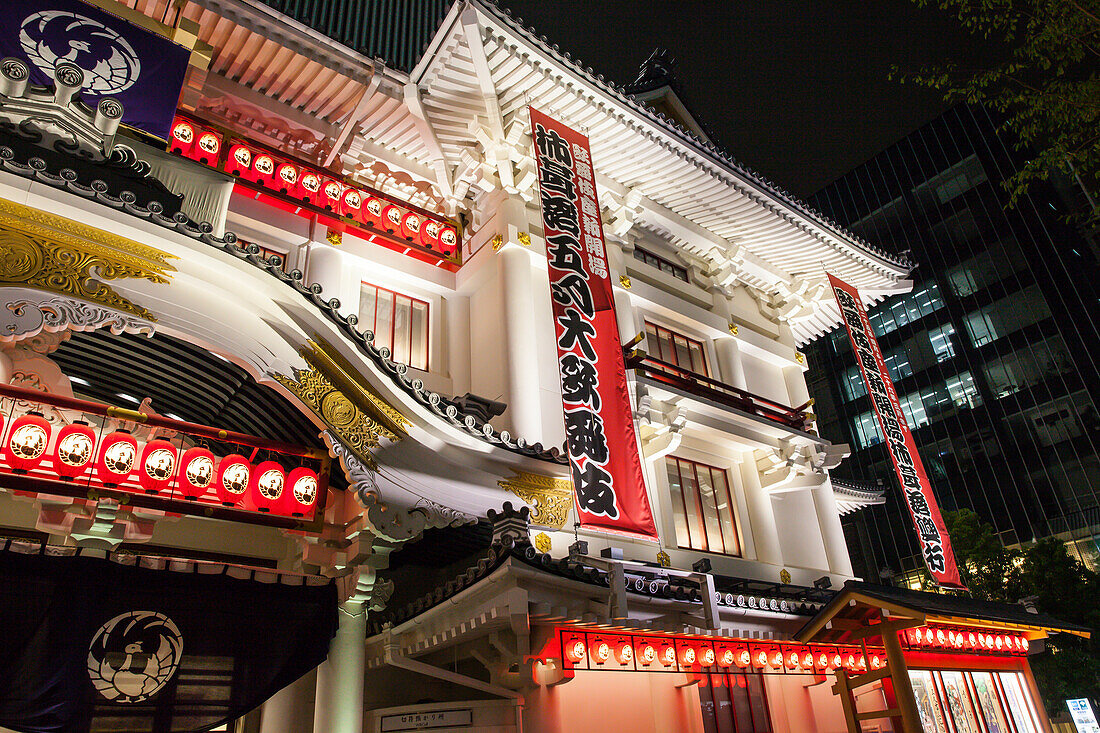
xmin=882 ymin=347 xmax=914 ymax=382
xmin=359 ymin=283 xmax=429 ymax=371
xmin=633 ymin=246 xmax=689 ymax=282
xmin=945 ymin=239 xmax=1026 ymax=297
xmin=841 ymin=365 xmax=867 ymax=402
xmin=927 ymin=323 xmax=957 ymax=362
xmin=868 ymin=282 xmax=945 ymax=337
xmin=983 ymin=335 xmax=1073 ymax=398
xmin=645 ymin=322 xmax=708 ymax=376
xmin=963 ymin=285 xmax=1051 ymax=347
xmin=851 ymin=411 xmax=883 ymax=450
xmin=666 ymin=457 xmax=741 ymax=555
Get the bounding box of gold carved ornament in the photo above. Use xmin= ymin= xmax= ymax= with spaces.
xmin=534 ymin=531 xmax=552 ymax=553
xmin=498 ymin=471 xmax=573 ymax=530
xmin=272 ymin=339 xmax=410 ymax=465
xmin=0 ymin=199 xmax=176 ymax=320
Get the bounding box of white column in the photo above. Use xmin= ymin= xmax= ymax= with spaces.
xmin=313 ymin=603 xmax=366 ymax=733
xmin=306 ymin=243 xmax=357 ymax=314
xmin=782 ymin=364 xmax=810 ymax=407
xmin=715 ymin=338 xmax=747 ymax=390
xmin=445 ymin=295 xmax=471 ymax=395
xmin=260 ymin=667 xmax=316 ymax=733
xmin=739 ymin=459 xmax=783 ymax=566
xmin=813 ymin=484 xmax=854 ymax=576
xmin=499 ymin=245 xmax=542 ymax=439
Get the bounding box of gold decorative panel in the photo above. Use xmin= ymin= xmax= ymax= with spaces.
xmin=0 ymin=199 xmax=175 ymax=320
xmin=498 ymin=471 xmax=573 ymax=529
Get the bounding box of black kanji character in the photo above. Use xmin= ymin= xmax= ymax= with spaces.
xmin=551 ymin=273 xmax=595 ymax=318
xmin=573 ymin=461 xmax=618 ymax=519
xmin=547 ymin=234 xmax=587 ymax=277
xmin=565 ymin=408 xmax=609 ymax=463
xmin=557 ymin=308 xmax=597 ymax=360
xmin=535 ymin=124 xmax=572 ymax=165
xmin=923 ymin=542 xmax=946 ymax=573
xmin=560 ymin=353 xmax=600 ymax=409
xmin=540 ymin=190 xmax=580 ymax=236
xmin=539 ymin=158 xmax=576 ymax=200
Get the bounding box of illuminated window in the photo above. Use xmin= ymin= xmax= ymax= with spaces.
xmin=851 ymin=411 xmax=883 ymax=449
xmin=633 ymin=246 xmax=689 ymax=282
xmin=868 ymin=283 xmax=945 ymax=337
xmin=359 ymin=283 xmax=429 ymax=371
xmin=963 ymin=285 xmax=1050 ymax=347
xmin=645 ymin=322 xmax=708 ymax=377
xmin=666 ymin=457 xmax=740 ymax=556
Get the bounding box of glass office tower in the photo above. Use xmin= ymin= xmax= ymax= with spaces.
xmin=804 ymin=104 xmax=1100 ymax=584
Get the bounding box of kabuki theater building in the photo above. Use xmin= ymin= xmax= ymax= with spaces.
xmin=0 ymin=1 xmax=1087 ymax=732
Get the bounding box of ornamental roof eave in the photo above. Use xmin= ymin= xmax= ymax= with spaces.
xmin=454 ymin=0 xmax=910 ymax=275
xmin=0 ymin=129 xmax=566 ymax=471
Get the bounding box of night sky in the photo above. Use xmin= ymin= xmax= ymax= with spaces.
xmin=500 ymin=0 xmax=982 ymax=197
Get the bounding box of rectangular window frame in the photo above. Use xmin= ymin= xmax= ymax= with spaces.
xmin=359 ymin=281 xmax=430 ymax=372
xmin=666 ymin=456 xmax=741 ymax=556
xmin=633 ymin=246 xmax=689 ymax=282
xmin=645 ymin=321 xmax=709 ymax=377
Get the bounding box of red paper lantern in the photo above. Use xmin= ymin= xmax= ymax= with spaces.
xmin=178 ymin=446 xmax=215 ymax=499
xmin=96 ymin=429 xmax=138 ymax=486
xmin=226 ymin=144 xmax=252 ymax=177
xmin=250 ymin=460 xmax=285 ymax=512
xmin=341 ymin=188 xmax=363 ymax=217
xmin=717 ymin=648 xmax=735 ymax=668
xmin=285 ymin=467 xmax=320 ymax=516
xmin=564 ymin=639 xmax=586 ymax=664
xmin=699 ymin=646 xmax=716 ymax=667
xmin=363 ymin=197 xmax=384 ymax=226
xmin=753 ymin=650 xmax=768 ymax=669
xmin=322 ymin=180 xmax=344 ymax=212
xmin=53 ymin=421 xmax=95 ymax=480
xmin=735 ymin=649 xmax=751 ymax=669
xmin=678 ymin=646 xmax=696 ymax=667
xmin=769 ymin=649 xmax=784 ymax=669
xmin=830 ymin=652 xmax=843 ymax=670
xmin=381 ymin=204 xmax=403 ymax=233
xmin=170 ymin=119 xmax=195 ymax=156
xmin=614 ymin=642 xmax=634 ymax=665
xmin=216 ymin=454 xmax=250 ymax=506
xmin=420 ymin=218 xmax=441 ymax=248
xmin=6 ymin=413 xmax=51 ymax=473
xmin=817 ymin=652 xmax=829 ymax=670
xmin=297 ymin=171 xmax=322 ymax=203
xmin=638 ymin=644 xmax=657 ymax=667
xmin=438 ymin=226 xmax=458 ymax=255
xmin=252 ymin=154 xmax=276 ymax=186
xmin=139 ymin=439 xmax=177 ymax=494
xmin=786 ymin=650 xmax=800 ymax=669
xmin=659 ymin=646 xmax=676 ymax=667
xmin=400 ymin=211 xmax=422 ymax=241
xmin=275 ymin=162 xmax=298 ymax=193
xmin=802 ymin=651 xmax=814 ymax=669
xmin=195 ymin=131 xmax=221 ymax=165
xmin=591 ymin=640 xmax=611 ymax=665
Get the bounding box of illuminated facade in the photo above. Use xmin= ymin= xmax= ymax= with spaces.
xmin=0 ymin=2 xmax=1084 ymax=732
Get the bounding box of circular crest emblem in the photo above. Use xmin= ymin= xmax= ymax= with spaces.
xmin=144 ymin=448 xmax=176 ymax=481
xmin=185 ymin=455 xmax=213 ymax=488
xmin=87 ymin=611 xmax=183 ymax=703
xmin=10 ymin=423 xmax=48 ymax=460
xmin=19 ymin=11 xmax=140 ymax=94
xmin=258 ymin=468 xmax=284 ymax=500
xmin=104 ymin=440 xmax=135 ymax=474
xmin=57 ymin=431 xmax=93 ymax=467
xmin=293 ymin=474 xmax=317 ymax=505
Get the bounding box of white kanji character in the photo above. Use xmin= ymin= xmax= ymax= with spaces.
xmin=572 ymin=144 xmax=590 ymax=165
xmin=578 ymin=177 xmax=595 ymax=199
xmin=583 ymin=216 xmax=601 ymax=237
xmin=584 ymin=233 xmax=604 ymax=257
xmin=575 ymin=162 xmax=592 ymax=181
xmin=588 ymin=255 xmax=607 ymax=279
xmin=581 ymin=197 xmax=599 ymax=217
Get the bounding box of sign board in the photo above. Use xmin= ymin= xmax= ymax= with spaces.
xmin=828 ymin=274 xmax=964 ymax=588
xmin=380 ymin=709 xmax=473 ymax=731
xmin=529 ymin=106 xmax=657 ymax=539
xmin=1068 ymin=699 xmax=1100 ymax=733
xmin=0 ymin=0 xmax=190 ymax=140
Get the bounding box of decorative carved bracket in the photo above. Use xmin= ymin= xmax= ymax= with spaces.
xmin=498 ymin=472 xmax=573 ymax=530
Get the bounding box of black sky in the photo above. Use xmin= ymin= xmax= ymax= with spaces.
xmin=500 ymin=0 xmax=981 ymax=197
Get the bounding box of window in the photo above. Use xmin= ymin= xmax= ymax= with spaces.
xmin=945 ymin=239 xmax=1026 ymax=297
xmin=840 ymin=364 xmax=867 ymax=402
xmin=983 ymin=336 xmax=1072 ymax=397
xmin=699 ymin=671 xmax=772 ymax=733
xmin=645 ymin=322 xmax=708 ymax=376
xmin=851 ymin=411 xmax=883 ymax=449
xmin=868 ymin=282 xmax=945 ymax=337
xmin=633 ymin=246 xmax=689 ymax=282
xmin=666 ymin=457 xmax=740 ymax=555
xmin=359 ymin=283 xmax=429 ymax=371
xmin=963 ymin=285 xmax=1051 ymax=347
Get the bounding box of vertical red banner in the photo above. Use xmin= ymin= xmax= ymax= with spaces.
xmin=828 ymin=274 xmax=965 ymax=589
xmin=529 ymin=107 xmax=657 ymax=539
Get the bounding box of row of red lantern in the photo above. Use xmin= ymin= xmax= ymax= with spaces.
xmin=563 ymin=634 xmax=885 ymax=674
xmin=905 ymin=626 xmax=1027 ymax=654
xmin=1 ymin=413 xmax=319 ymax=518
xmin=169 ymin=118 xmax=458 ymax=255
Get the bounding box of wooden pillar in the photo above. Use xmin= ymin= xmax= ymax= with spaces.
xmin=881 ymin=627 xmax=923 ymax=733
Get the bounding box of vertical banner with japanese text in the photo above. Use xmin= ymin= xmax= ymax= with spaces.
xmin=529 ymin=107 xmax=658 ymax=539
xmin=828 ymin=274 xmax=964 ymax=588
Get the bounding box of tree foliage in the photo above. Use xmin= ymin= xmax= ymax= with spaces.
xmin=943 ymin=509 xmax=1100 ymax=714
xmin=894 ymin=0 xmax=1100 ymax=216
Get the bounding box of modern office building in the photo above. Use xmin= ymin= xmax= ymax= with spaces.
xmin=804 ymin=104 xmax=1100 ymax=584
